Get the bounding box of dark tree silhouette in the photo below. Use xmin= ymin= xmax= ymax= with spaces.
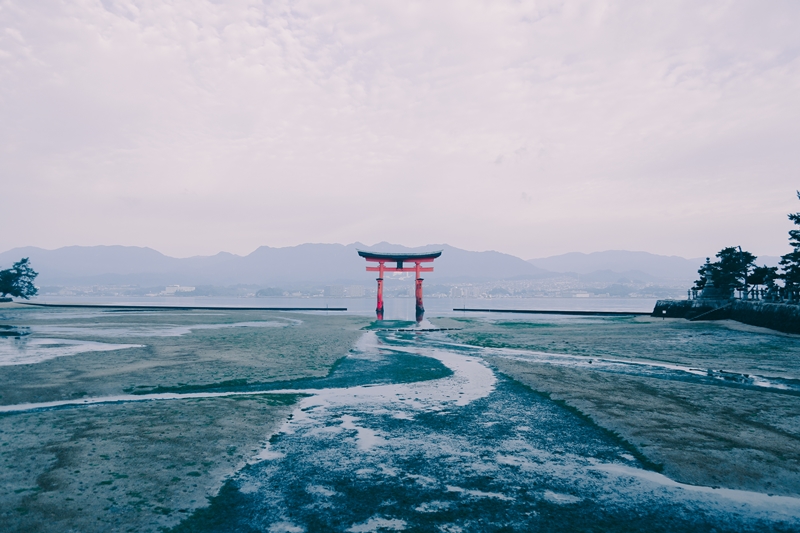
xmin=0 ymin=258 xmax=39 ymax=299
xmin=713 ymin=247 xmax=756 ymax=294
xmin=693 ymin=247 xmax=756 ymax=297
xmin=780 ymin=191 xmax=800 ymax=291
xmin=748 ymin=265 xmax=779 ymax=289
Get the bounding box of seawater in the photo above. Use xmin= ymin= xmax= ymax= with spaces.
xmin=27 ymin=296 xmax=658 ymax=317
xmin=168 ymin=331 xmax=800 ymax=533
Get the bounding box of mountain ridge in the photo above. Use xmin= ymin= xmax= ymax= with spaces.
xmin=2 ymin=244 xmax=779 ymax=287
xmin=0 ymin=243 xmax=548 ymax=286
xmin=528 ymin=250 xmax=781 ymax=280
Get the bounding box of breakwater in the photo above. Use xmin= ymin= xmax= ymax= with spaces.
xmin=652 ymin=300 xmax=800 ymax=334
xmin=18 ymin=302 xmax=347 ymax=311
xmin=454 ymin=308 xmax=650 ymax=316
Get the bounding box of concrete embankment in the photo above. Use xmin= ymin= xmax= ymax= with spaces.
xmin=653 ymin=299 xmax=800 ymax=334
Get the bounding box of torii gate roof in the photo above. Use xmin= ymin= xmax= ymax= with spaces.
xmin=357 ymin=250 xmax=443 ymax=262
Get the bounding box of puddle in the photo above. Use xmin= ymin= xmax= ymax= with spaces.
xmin=0 ymin=337 xmax=143 ymax=366
xmin=442 ymin=343 xmax=800 ymax=395
xmin=28 ymin=320 xmax=293 ymax=338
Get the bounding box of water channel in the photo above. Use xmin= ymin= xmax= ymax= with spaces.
xmin=165 ymin=330 xmax=800 ymax=533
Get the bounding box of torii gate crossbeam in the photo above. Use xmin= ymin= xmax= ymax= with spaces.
xmin=357 ymin=250 xmax=443 ymax=323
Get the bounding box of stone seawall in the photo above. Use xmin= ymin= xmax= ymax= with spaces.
xmin=652 ymin=299 xmax=727 ymax=319
xmin=652 ymin=299 xmax=800 ymax=334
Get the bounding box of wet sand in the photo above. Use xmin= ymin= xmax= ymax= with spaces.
xmin=0 ymin=310 xmax=367 ymax=406
xmin=441 ymin=315 xmax=800 ymax=497
xmin=0 ymin=307 xmax=369 ymax=532
xmin=3 ymin=305 xmax=799 ymax=530
xmin=164 ymin=329 xmax=800 ymax=532
xmin=0 ymin=395 xmax=298 ymax=532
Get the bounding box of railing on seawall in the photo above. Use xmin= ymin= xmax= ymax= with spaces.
xmin=655 ymin=298 xmax=800 ymax=334
xmin=687 ymin=287 xmax=800 ymax=304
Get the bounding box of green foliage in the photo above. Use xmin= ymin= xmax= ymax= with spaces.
xmin=714 ymin=246 xmax=756 ymax=293
xmin=747 ymin=265 xmax=779 ymax=288
xmin=256 ymin=287 xmax=284 ymax=297
xmin=488 ymin=287 xmax=510 ymax=296
xmin=693 ymin=247 xmax=755 ymax=296
xmin=0 ymin=258 xmax=39 ymax=299
xmin=780 ymin=191 xmax=800 ymax=289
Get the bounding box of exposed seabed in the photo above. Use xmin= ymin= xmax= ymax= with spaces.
xmin=364 ymin=319 xmax=462 ymax=332
xmin=2 ymin=308 xmax=798 ymax=532
xmin=166 ymin=332 xmax=800 ymax=532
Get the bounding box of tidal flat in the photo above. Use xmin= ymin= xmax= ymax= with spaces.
xmin=0 ymin=306 xmax=368 ymax=532
xmin=442 ymin=315 xmax=800 ymax=497
xmin=1 ymin=305 xmax=799 ymax=532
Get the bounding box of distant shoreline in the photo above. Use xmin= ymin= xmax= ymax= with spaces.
xmin=16 ymin=302 xmax=347 ymax=312
xmin=454 ymin=308 xmax=650 ymax=317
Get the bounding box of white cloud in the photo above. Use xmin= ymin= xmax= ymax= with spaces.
xmin=1 ymin=0 xmax=799 ymax=258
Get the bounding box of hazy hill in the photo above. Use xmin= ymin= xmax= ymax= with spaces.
xmin=2 ymin=245 xmax=780 ymax=288
xmin=528 ymin=250 xmax=782 ymax=281
xmin=577 ymin=269 xmax=658 ymax=283
xmin=527 ymin=251 xmax=704 ymax=280
xmin=361 ymin=243 xmax=551 ymax=282
xmin=0 ymin=243 xmax=549 ymax=286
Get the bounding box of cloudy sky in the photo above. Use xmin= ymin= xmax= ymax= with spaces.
xmin=1 ymin=0 xmax=799 ymax=259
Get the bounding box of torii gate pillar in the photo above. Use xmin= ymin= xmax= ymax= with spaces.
xmin=358 ymin=250 xmax=442 ymax=323
xmin=414 ymin=262 xmax=424 ymax=323
xmin=375 ymin=262 xmax=385 ymax=320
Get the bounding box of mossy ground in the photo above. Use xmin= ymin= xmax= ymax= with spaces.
xmin=0 ymin=308 xmax=369 ymax=532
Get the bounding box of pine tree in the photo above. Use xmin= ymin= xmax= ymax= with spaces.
xmin=0 ymin=258 xmax=39 ymax=299
xmin=780 ymin=191 xmax=800 ymax=294
xmin=693 ymin=247 xmax=755 ymax=298
xmin=748 ymin=265 xmax=779 ymax=289
xmin=712 ymin=247 xmax=756 ymax=295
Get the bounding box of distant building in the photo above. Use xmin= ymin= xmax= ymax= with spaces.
xmin=449 ymin=287 xmax=463 ymax=298
xmin=324 ymin=285 xmax=344 ymax=298
xmin=346 ymin=285 xmax=365 ymax=298
xmin=463 ymin=286 xmax=481 ymax=298
xmin=161 ymin=285 xmax=195 ymax=295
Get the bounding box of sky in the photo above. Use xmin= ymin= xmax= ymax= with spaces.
xmin=1 ymin=0 xmax=799 ymax=260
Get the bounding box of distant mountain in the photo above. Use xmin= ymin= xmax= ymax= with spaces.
xmin=755 ymin=255 xmax=781 ymax=268
xmin=528 ymin=251 xmax=707 ymax=281
xmin=528 ymin=250 xmax=782 ymax=281
xmin=2 ymin=244 xmax=779 ymax=288
xmin=362 ymin=243 xmax=551 ymax=282
xmin=0 ymin=243 xmax=550 ymax=286
xmin=577 ymin=269 xmax=658 ymax=283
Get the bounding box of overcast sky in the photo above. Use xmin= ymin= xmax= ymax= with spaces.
xmin=1 ymin=0 xmax=799 ymax=260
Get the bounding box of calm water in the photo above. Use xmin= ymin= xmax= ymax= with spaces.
xmin=27 ymin=296 xmax=658 ymax=318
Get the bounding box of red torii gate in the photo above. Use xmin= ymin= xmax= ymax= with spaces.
xmin=357 ymin=250 xmax=443 ymax=322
